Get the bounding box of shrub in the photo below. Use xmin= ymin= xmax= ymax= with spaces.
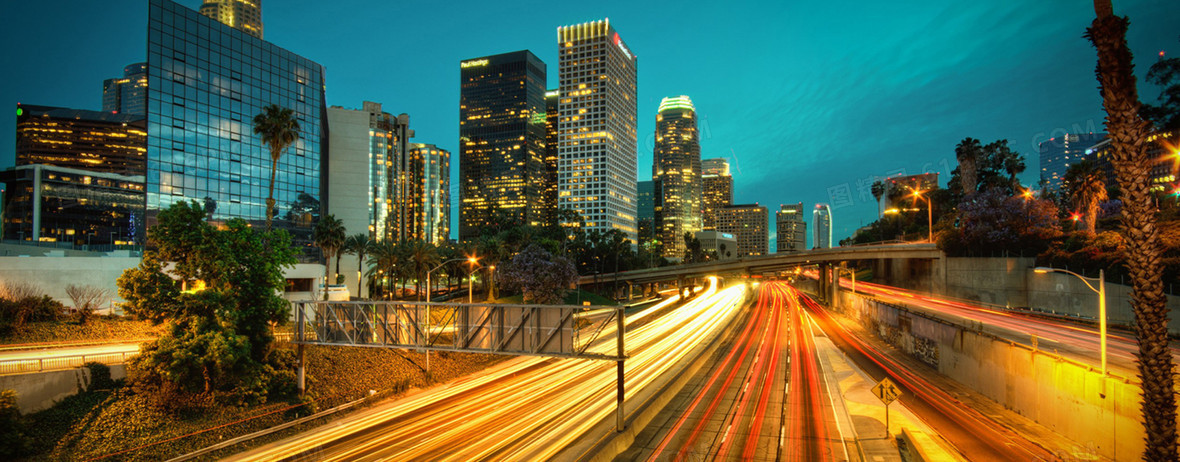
xmin=0 ymin=389 xmax=30 ymax=458
xmin=66 ymin=285 xmax=111 ymax=324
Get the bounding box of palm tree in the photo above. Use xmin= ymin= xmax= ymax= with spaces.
xmin=1087 ymin=2 xmax=1176 ymax=458
xmin=1003 ymin=150 xmax=1026 ymax=193
xmin=1063 ymin=160 xmax=1108 ymax=235
xmin=406 ymin=240 xmax=440 ymax=301
xmin=366 ymin=240 xmax=401 ymax=299
xmin=477 ymin=235 xmax=508 ymax=300
xmin=343 ymin=233 xmax=372 ymax=299
xmin=954 ymin=138 xmax=983 ymax=196
xmin=252 ymin=104 xmax=300 ymax=231
xmin=312 ymin=214 xmax=346 ymax=299
xmin=871 ymin=180 xmax=885 ymax=217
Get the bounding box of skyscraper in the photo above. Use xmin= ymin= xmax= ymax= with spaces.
xmin=813 ymin=203 xmax=832 ymax=249
xmin=1038 ymin=133 xmax=1105 ymax=192
xmin=557 ymin=19 xmax=639 ymax=242
xmin=326 ymin=102 xmax=415 ymax=243
xmin=147 ymin=0 xmax=324 ymax=258
xmin=636 ymin=179 xmax=654 ymax=244
xmin=16 ymin=104 xmax=146 ymax=176
xmin=653 ymin=96 xmax=702 ymax=259
xmin=543 ymin=89 xmax=561 ymax=225
xmin=459 ymin=50 xmax=547 ymax=241
xmin=410 ymin=143 xmax=451 ymax=244
xmin=701 ymin=157 xmax=732 ymax=230
xmin=775 ymin=203 xmax=806 ymax=253
xmin=102 ymin=63 xmax=147 ymax=116
xmin=199 ymin=0 xmax=263 ymax=38
xmin=716 ymin=203 xmax=768 ymax=257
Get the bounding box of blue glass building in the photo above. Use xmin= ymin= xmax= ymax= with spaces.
xmin=146 ymin=0 xmax=326 ymax=258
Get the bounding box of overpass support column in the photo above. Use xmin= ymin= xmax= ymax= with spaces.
xmin=677 ymin=276 xmax=685 ymax=299
xmin=689 ymin=278 xmax=696 ymax=296
xmin=817 ymin=264 xmax=827 ymax=303
xmin=626 ymin=282 xmax=633 ymax=302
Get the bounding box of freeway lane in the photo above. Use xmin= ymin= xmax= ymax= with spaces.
xmin=624 ymin=282 xmax=846 ymax=461
xmin=231 ymin=278 xmax=750 ymax=461
xmin=798 ymin=289 xmax=1058 ymax=461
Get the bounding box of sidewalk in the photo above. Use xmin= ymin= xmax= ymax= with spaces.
xmin=808 ymin=313 xmax=963 ymax=462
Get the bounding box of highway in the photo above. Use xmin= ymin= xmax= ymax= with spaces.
xmin=799 ymin=288 xmax=1058 ymax=461
xmin=230 ymin=278 xmax=750 ymax=461
xmin=623 ymin=282 xmax=847 ymax=461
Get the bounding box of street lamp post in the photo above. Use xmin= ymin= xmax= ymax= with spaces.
xmin=1034 ymin=267 xmax=1107 ymax=377
xmin=423 ymin=257 xmax=471 ymax=373
xmin=910 ymin=189 xmax=933 ymax=243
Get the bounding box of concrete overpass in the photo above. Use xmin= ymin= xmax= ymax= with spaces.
xmin=579 ymin=243 xmax=943 ymax=300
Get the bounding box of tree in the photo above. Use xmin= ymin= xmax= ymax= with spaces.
xmin=477 ymin=235 xmax=508 ymax=300
xmin=1086 ymin=3 xmax=1177 ymax=458
xmin=938 ymin=188 xmax=1061 ymax=257
xmin=1063 ymin=160 xmax=1108 ymax=235
xmin=406 ymin=240 xmax=439 ymax=301
xmin=954 ymin=138 xmax=983 ymax=196
xmin=499 ymin=244 xmax=578 ymax=305
xmin=871 ymin=180 xmax=885 ymax=217
xmin=65 ymin=284 xmax=109 ymax=324
xmin=284 ymin=192 xmax=320 ymax=228
xmin=682 ymin=231 xmax=706 ymax=263
xmin=366 ymin=240 xmax=402 ymax=299
xmin=312 ymin=215 xmax=346 ymax=299
xmin=117 ymin=201 xmax=295 ymax=398
xmin=1001 ymin=144 xmax=1027 ymax=192
xmin=253 ymin=104 xmax=300 ymax=231
xmin=343 ymin=234 xmax=372 ymax=299
xmin=1143 ymin=39 xmax=1180 ymax=131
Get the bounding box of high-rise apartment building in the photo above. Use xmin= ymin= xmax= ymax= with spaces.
xmin=543 ymin=89 xmax=561 ymax=225
xmin=326 ymin=102 xmax=417 ymax=244
xmin=102 ymin=63 xmax=148 ymax=116
xmin=199 ymin=0 xmax=263 ymax=38
xmin=701 ymin=157 xmax=732 ymax=230
xmin=557 ymin=19 xmax=639 ymax=242
xmin=1039 ymin=133 xmax=1105 ymax=192
xmin=16 ymin=104 xmax=147 ymax=176
xmin=410 ymin=143 xmax=451 ymax=244
xmin=813 ymin=203 xmax=832 ymax=249
xmin=147 ymin=0 xmax=325 ymax=258
xmin=459 ymin=50 xmax=547 ymax=241
xmin=653 ymin=96 xmax=702 ymax=259
xmin=716 ymin=203 xmax=768 ymax=257
xmin=775 ymin=202 xmax=806 ymax=253
xmin=1086 ymin=131 xmax=1176 ymax=193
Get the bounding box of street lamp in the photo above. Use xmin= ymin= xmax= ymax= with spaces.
xmin=836 ymin=267 xmax=856 ymax=294
xmin=1034 ymin=267 xmax=1107 ymax=377
xmin=908 ymin=187 xmax=933 ymax=243
xmin=422 ymin=257 xmax=471 ymax=373
xmin=466 ymin=256 xmax=482 ymax=304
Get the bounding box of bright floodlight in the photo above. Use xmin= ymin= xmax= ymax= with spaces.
xmin=1033 ymin=267 xmax=1052 ymax=274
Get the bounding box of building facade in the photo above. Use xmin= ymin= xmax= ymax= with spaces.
xmin=410 ymin=143 xmax=451 ymax=244
xmin=543 ymin=89 xmax=561 ymax=226
xmin=326 ymin=102 xmax=417 ymax=244
xmin=716 ymin=203 xmax=768 ymax=257
xmin=1 ymin=164 xmax=144 ymax=247
xmin=701 ymin=157 xmax=732 ymax=230
xmin=199 ymin=0 xmax=263 ymax=38
xmin=1039 ymin=133 xmax=1106 ymax=192
xmin=695 ymin=230 xmax=738 ymax=260
xmin=16 ymin=104 xmax=146 ymax=176
xmin=775 ymin=202 xmax=806 ymax=253
xmin=636 ymin=179 xmax=654 ymax=244
xmin=459 ymin=50 xmax=547 ymax=241
xmin=557 ymin=19 xmax=639 ymax=242
xmin=1086 ymin=131 xmax=1176 ymax=193
xmin=147 ymin=0 xmax=325 ymax=259
xmin=102 ymin=63 xmax=148 ymax=117
xmin=813 ymin=203 xmax=832 ymax=249
xmin=652 ymin=96 xmax=702 ymax=259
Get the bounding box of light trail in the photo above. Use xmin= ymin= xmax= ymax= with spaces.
xmin=232 ymin=278 xmax=749 ymax=461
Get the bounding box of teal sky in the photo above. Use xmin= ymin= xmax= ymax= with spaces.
xmin=1 ymin=0 xmax=1177 ymax=245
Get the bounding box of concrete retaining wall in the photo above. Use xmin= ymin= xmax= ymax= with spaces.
xmin=0 ymin=364 xmax=126 ymax=414
xmin=841 ymin=292 xmax=1143 ymax=460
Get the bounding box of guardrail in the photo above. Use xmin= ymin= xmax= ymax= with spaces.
xmin=0 ymin=351 xmax=135 ymax=375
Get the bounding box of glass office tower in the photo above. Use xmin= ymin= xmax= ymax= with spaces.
xmin=410 ymin=143 xmax=451 ymax=245
xmin=813 ymin=203 xmax=832 ymax=249
xmin=776 ymin=202 xmax=806 ymax=253
xmin=146 ymin=0 xmax=325 ymax=257
xmin=199 ymin=0 xmax=263 ymax=39
xmin=701 ymin=157 xmax=732 ymax=230
xmin=543 ymin=89 xmax=560 ymax=226
xmin=16 ymin=104 xmax=146 ymax=176
xmin=653 ymin=96 xmax=702 ymax=259
xmin=458 ymin=50 xmax=547 ymax=241
xmin=102 ymin=63 xmax=148 ymax=117
xmin=557 ymin=19 xmax=639 ymax=242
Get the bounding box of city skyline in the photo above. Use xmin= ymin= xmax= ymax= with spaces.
xmin=1 ymin=1 xmax=1178 ymax=243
